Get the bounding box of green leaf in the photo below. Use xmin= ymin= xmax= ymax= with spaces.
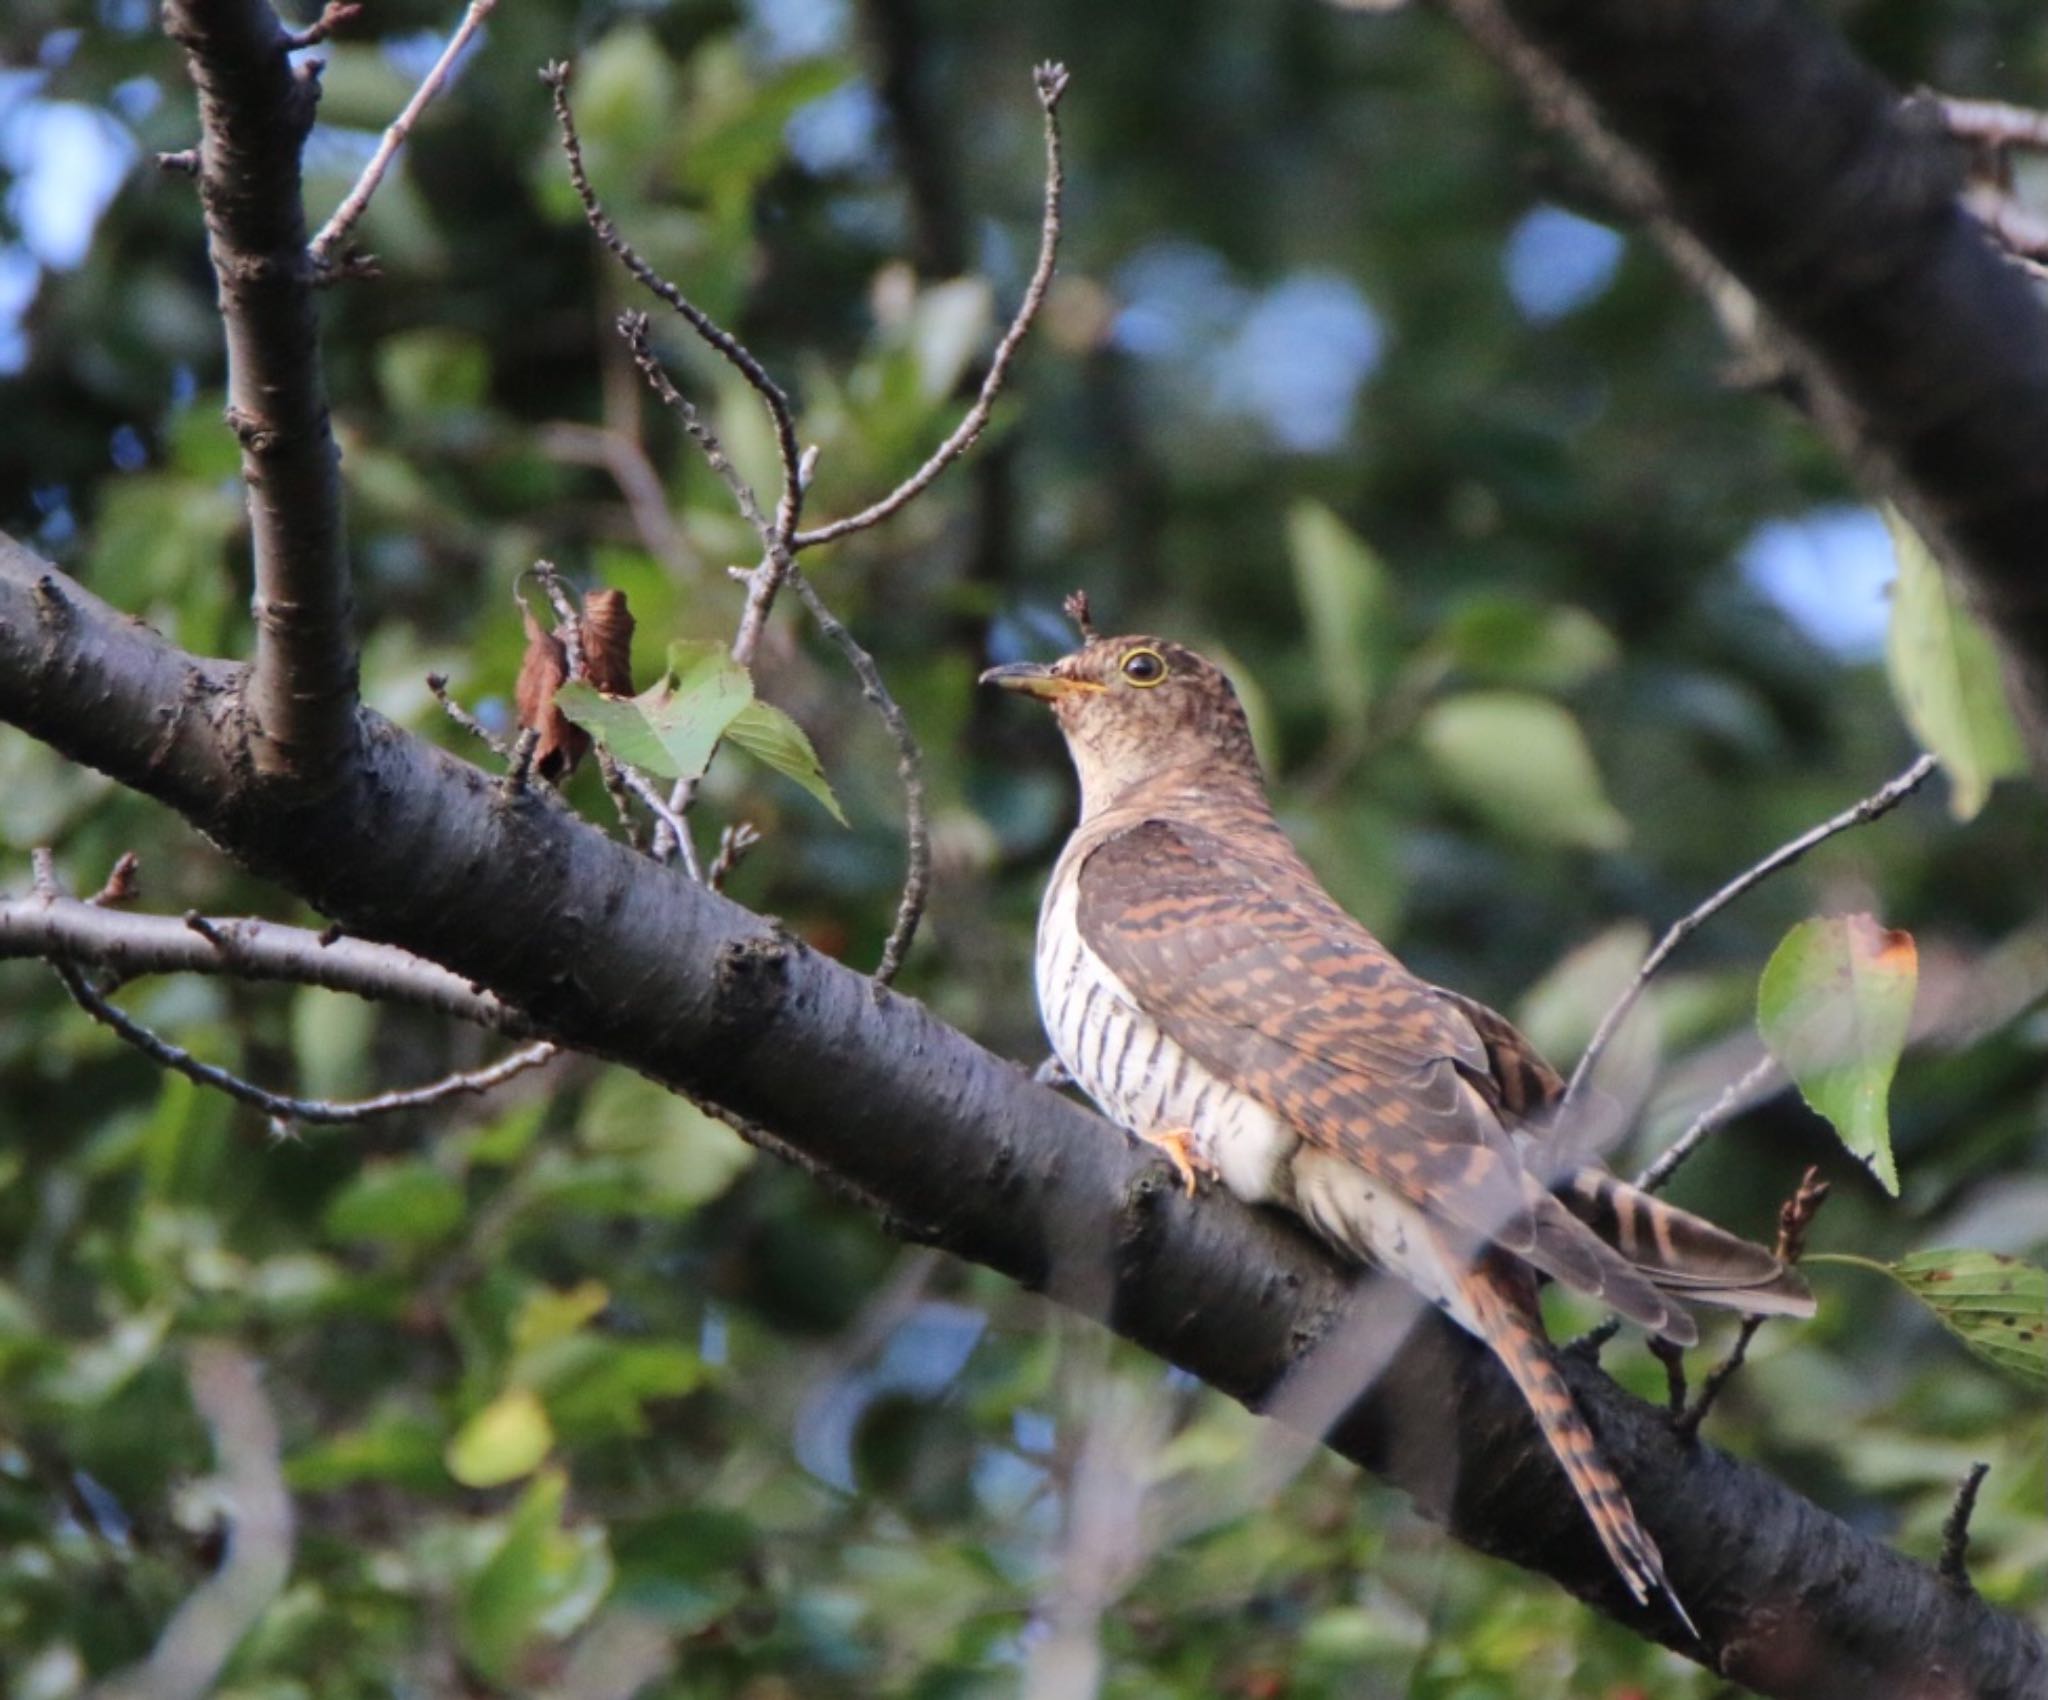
xmin=1756 ymin=914 xmax=1917 ymax=1195
xmin=574 ymin=1071 xmax=755 ymax=1213
xmin=557 ymin=640 xmax=754 ymax=780
xmin=447 ymin=1387 xmax=555 ymax=1488
xmin=375 ymin=329 xmax=489 ymax=416
xmin=724 ymin=700 xmax=847 ymax=823
xmin=1415 ymin=691 xmax=1629 ymax=851
xmin=456 ymin=1470 xmax=612 ymax=1683
xmin=1884 ymin=1250 xmax=2047 ymax=1388
xmin=322 ymin=1160 xmax=466 ymax=1247
xmin=1286 ymin=500 xmax=1392 ymax=730
xmin=287 ymin=1408 xmax=447 ymax=1492
xmin=1883 ymin=508 xmax=2025 ymax=820
xmin=1439 ymin=594 xmax=1618 ymax=690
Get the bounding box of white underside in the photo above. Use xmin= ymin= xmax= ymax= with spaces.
xmin=1036 ymin=862 xmax=1477 ymax=1326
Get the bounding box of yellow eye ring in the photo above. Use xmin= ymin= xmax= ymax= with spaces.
xmin=1120 ymin=648 xmax=1168 ymax=687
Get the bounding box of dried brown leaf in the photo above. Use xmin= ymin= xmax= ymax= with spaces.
xmin=579 ymin=588 xmax=637 ymax=696
xmin=515 ymin=610 xmax=588 ymax=780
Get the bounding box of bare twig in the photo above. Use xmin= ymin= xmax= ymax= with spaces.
xmin=543 ymin=62 xmax=803 ymax=567
xmin=91 ymin=851 xmax=142 ymax=908
xmin=1939 ymin=1461 xmax=1992 ymax=1590
xmin=707 ymin=822 xmax=762 ymax=890
xmin=282 ymin=0 xmax=361 ymax=52
xmin=617 ymin=761 xmax=703 ymax=883
xmin=52 ymin=953 xmax=557 ymax=1130
xmin=553 ymin=63 xmax=1063 ymax=983
xmin=309 ymin=0 xmax=501 ymax=267
xmin=0 ymin=891 xmax=534 ymax=1032
xmin=616 ymin=311 xmax=772 ymax=542
xmin=789 ymin=569 xmax=929 ymax=985
xmin=1938 ymin=95 xmax=2048 ymax=154
xmin=1675 ymin=1166 xmax=1829 ymax=1438
xmin=1634 ymin=1055 xmax=1782 ymax=1194
xmin=427 ymin=670 xmax=509 ymax=757
xmin=94 ymin=1343 xmax=293 ymax=1700
xmin=792 ymin=61 xmax=1070 ymax=550
xmin=1566 ymin=753 xmax=1938 ymax=1106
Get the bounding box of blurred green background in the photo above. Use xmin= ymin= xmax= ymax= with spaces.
xmin=1 ymin=0 xmax=2044 ymax=1692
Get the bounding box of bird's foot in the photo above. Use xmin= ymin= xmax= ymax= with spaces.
xmin=1137 ymin=1126 xmax=1217 ymax=1198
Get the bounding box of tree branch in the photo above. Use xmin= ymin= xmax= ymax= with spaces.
xmin=308 ymin=0 xmax=500 ymax=269
xmin=1457 ymin=0 xmax=2048 ymax=772
xmin=0 ymin=889 xmax=536 ymax=1036
xmin=164 ymin=0 xmax=357 ymax=783
xmin=2 ymin=537 xmax=2039 ymax=1698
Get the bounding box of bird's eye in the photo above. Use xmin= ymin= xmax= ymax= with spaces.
xmin=1120 ymin=648 xmax=1168 ymax=686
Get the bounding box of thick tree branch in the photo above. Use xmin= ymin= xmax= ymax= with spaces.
xmin=165 ymin=0 xmax=356 ymax=782
xmin=1 ymin=538 xmax=2039 ymax=1697
xmin=1450 ymin=0 xmax=2048 ymax=770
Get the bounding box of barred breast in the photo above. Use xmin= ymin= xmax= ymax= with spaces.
xmin=1036 ymin=855 xmax=1298 ymax=1205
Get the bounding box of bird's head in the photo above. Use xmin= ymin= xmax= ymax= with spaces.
xmin=981 ymin=623 xmax=1263 ymax=815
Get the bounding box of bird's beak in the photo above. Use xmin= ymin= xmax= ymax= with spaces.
xmin=978 ymin=661 xmax=1104 ymax=701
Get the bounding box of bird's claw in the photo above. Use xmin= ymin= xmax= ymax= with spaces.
xmin=1139 ymin=1127 xmax=1217 ymax=1198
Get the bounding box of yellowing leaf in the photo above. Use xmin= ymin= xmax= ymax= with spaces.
xmin=447 ymin=1387 xmax=555 ymax=1488
xmin=1416 ymin=691 xmax=1628 ymax=851
xmin=1883 ymin=509 xmax=2025 ymax=820
xmin=1286 ymin=500 xmax=1391 ymax=731
xmin=724 ymin=699 xmax=846 ymax=823
xmin=512 ymin=1280 xmax=610 ymax=1355
xmin=1757 ymin=915 xmax=1916 ymax=1195
xmin=1886 ymin=1250 xmax=2047 ymax=1388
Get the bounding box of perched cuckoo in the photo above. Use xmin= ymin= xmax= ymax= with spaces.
xmin=983 ymin=621 xmax=1814 ymax=1627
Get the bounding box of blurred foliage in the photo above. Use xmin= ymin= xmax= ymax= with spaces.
xmin=2 ymin=0 xmax=2047 ymax=1693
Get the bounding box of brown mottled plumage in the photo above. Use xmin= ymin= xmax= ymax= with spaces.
xmin=983 ymin=629 xmax=1814 ymax=1628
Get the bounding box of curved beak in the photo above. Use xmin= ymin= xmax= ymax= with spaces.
xmin=978 ymin=661 xmax=1103 ymax=701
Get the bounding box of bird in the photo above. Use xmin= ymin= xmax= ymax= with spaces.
xmin=981 ymin=603 xmax=1815 ymax=1629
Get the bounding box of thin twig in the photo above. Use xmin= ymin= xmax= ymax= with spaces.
xmin=1566 ymin=753 xmax=1938 ymax=1106
xmin=1675 ymin=1166 xmax=1829 ymax=1438
xmin=2 ymin=892 xmax=533 ymax=1034
xmin=707 ymin=822 xmax=762 ymax=890
xmin=52 ymin=956 xmax=557 ymax=1130
xmin=282 ymin=0 xmax=361 ymax=51
xmin=1634 ymin=1055 xmax=1782 ymax=1194
xmin=1939 ymin=1462 xmax=1992 ymax=1590
xmin=544 ymin=61 xmax=803 ymax=567
xmin=616 ymin=311 xmax=772 ymax=542
xmin=1938 ymin=95 xmax=2048 ymax=153
xmin=792 ymin=61 xmax=1070 ymax=550
xmin=427 ymin=671 xmax=509 ymax=758
xmin=617 ymin=762 xmax=703 ymax=883
xmin=790 ymin=569 xmax=929 ymax=985
xmin=309 ymin=0 xmax=501 ymax=267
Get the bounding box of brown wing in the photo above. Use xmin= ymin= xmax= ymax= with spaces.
xmin=1075 ymin=818 xmax=1689 ymax=1339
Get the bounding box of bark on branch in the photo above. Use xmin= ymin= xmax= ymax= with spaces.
xmin=1460 ymin=0 xmax=2048 ymax=770
xmin=165 ymin=0 xmax=357 ymax=782
xmin=0 ymin=535 xmax=2039 ymax=1698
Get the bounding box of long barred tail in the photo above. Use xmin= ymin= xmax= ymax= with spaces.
xmin=1461 ymin=1262 xmax=1697 ymax=1638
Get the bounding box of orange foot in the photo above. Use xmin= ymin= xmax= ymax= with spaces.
xmin=1138 ymin=1126 xmax=1219 ymax=1198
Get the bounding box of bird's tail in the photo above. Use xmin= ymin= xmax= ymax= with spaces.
xmin=1461 ymin=1260 xmax=1697 ymax=1637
